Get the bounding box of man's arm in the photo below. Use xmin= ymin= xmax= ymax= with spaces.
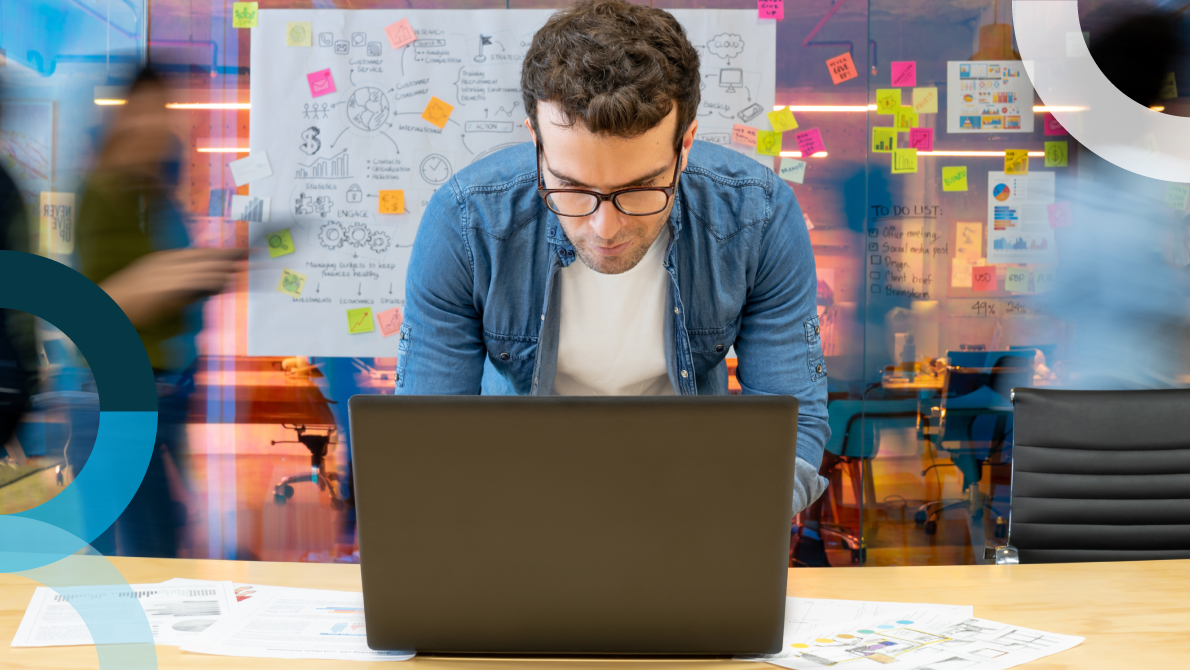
xmin=733 ymin=174 xmax=831 ymax=512
xmin=395 ymin=182 xmax=486 ymax=394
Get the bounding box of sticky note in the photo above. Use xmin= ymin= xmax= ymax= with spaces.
xmin=956 ymin=222 xmax=981 ymax=259
xmin=1165 ymin=183 xmax=1190 ymax=210
xmin=1005 ymin=149 xmax=1030 ymax=175
xmin=767 ymin=107 xmax=798 ymax=133
xmin=379 ymin=190 xmax=405 ymax=214
xmin=876 ymin=89 xmax=901 ymax=115
xmin=757 ymin=0 xmax=784 ymax=20
xmin=266 ymin=228 xmax=295 ymax=258
xmin=912 ymin=87 xmax=938 ymax=114
xmin=1045 ymin=141 xmax=1068 ymax=167
xmin=422 ymin=96 xmax=454 ymax=129
xmin=826 ymin=52 xmax=858 ymax=85
xmin=908 ymin=127 xmax=934 ymax=151
xmin=1048 ymin=201 xmax=1072 ymax=228
xmin=1161 ymin=72 xmax=1178 ymax=100
xmin=895 ymin=107 xmax=918 ymax=132
xmin=794 ymin=128 xmax=826 ymax=155
xmin=872 ymin=127 xmax=897 ymax=153
xmin=347 ymin=307 xmax=375 ymax=335
xmin=1044 ymin=115 xmax=1067 ymax=136
xmin=286 ymin=22 xmax=312 ymax=47
xmin=277 ymin=269 xmax=307 ymax=298
xmin=942 ymin=166 xmax=968 ymax=192
xmin=756 ymin=131 xmax=782 ymax=156
xmin=232 ymin=2 xmax=258 ymax=29
xmin=228 ymin=151 xmax=272 ymax=187
xmin=733 ymin=124 xmax=758 ymax=147
xmin=1004 ymin=268 xmax=1029 ymax=293
xmin=890 ymin=61 xmax=916 ymax=87
xmin=376 ymin=306 xmax=403 ymax=338
xmin=307 ymin=69 xmax=336 ymax=98
xmin=385 ymin=18 xmax=417 ymax=50
xmin=891 ymin=148 xmax=918 ymax=174
xmin=1033 ymin=268 xmax=1057 ymax=293
xmin=972 ymin=266 xmax=996 ymax=292
xmin=779 ymin=157 xmax=806 ymax=184
xmin=951 ymin=257 xmax=976 ymax=288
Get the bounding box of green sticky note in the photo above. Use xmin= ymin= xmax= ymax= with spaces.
xmin=233 ymin=2 xmax=259 ymax=29
xmin=1004 ymin=268 xmax=1030 ymax=293
xmin=347 ymin=307 xmax=375 ymax=334
xmin=872 ymin=127 xmax=897 ymax=153
xmin=1044 ymin=141 xmax=1068 ymax=167
xmin=266 ymin=228 xmax=295 ymax=258
xmin=756 ymin=130 xmax=782 ymax=156
xmin=766 ymin=108 xmax=799 ymax=133
xmin=876 ymin=89 xmax=901 ymax=115
xmin=942 ymin=166 xmax=968 ymax=191
xmin=891 ymin=148 xmax=918 ymax=174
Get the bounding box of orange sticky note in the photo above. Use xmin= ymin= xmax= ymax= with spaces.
xmin=385 ymin=18 xmax=417 ymax=50
xmin=376 ymin=306 xmax=403 ymax=337
xmin=421 ymin=96 xmax=454 ymax=129
xmin=972 ymin=266 xmax=996 ymax=292
xmin=732 ymin=124 xmax=758 ymax=147
xmin=826 ymin=52 xmax=858 ymax=85
xmin=379 ymin=190 xmax=405 ymax=214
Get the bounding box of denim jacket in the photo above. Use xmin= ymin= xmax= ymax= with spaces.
xmin=396 ymin=140 xmax=830 ymax=471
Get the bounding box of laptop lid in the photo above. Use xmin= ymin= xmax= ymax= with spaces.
xmin=348 ymin=395 xmax=797 ymax=655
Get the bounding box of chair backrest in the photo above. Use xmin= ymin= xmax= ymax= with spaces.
xmin=1011 ymin=388 xmax=1190 ymax=563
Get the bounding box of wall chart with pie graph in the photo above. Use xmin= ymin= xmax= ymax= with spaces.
xmin=247 ymin=8 xmax=774 ymax=356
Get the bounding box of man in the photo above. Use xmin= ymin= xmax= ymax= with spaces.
xmin=398 ymin=0 xmax=829 ymax=512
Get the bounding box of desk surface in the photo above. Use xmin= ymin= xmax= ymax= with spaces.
xmin=3 ymin=557 xmax=1187 ymax=669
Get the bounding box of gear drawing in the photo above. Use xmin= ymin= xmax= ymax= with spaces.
xmin=346 ymin=222 xmax=371 ymax=248
xmin=318 ymin=221 xmax=346 ymax=250
xmin=368 ymin=229 xmax=391 ymax=254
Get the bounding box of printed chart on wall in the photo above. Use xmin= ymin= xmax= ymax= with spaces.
xmin=247 ymin=9 xmax=774 ymax=356
xmin=986 ymin=171 xmax=1055 ymax=264
xmin=946 ymin=61 xmax=1034 ymax=133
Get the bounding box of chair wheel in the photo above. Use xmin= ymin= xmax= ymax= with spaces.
xmin=914 ymin=510 xmax=927 ymax=524
xmin=282 ymin=484 xmax=295 ymax=498
xmin=924 ymin=520 xmax=938 ymax=535
xmin=274 ymin=493 xmax=288 ymax=506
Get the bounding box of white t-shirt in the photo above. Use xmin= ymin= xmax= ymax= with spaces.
xmin=553 ymin=227 xmax=675 ymax=396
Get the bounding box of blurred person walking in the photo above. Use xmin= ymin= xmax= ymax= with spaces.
xmin=0 ymin=124 xmax=37 ymax=465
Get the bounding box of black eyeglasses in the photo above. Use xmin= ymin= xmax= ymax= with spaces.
xmin=536 ymin=143 xmax=682 ymax=217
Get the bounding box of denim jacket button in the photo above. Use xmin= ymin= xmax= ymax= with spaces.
xmin=673 ymin=307 xmax=680 ymax=315
xmin=541 ymin=314 xmax=545 ymax=321
xmin=715 ymin=344 xmax=724 ymax=353
xmin=814 ymin=325 xmax=821 ymax=335
xmin=816 ymin=364 xmax=823 ymax=374
xmin=680 ymin=370 xmax=689 ymax=378
xmin=500 ymin=352 xmax=510 ymax=361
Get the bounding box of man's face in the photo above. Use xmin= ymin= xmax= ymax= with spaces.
xmin=531 ymin=102 xmax=696 ymax=275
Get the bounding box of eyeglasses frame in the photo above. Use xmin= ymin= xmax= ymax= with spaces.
xmin=535 ymin=142 xmax=684 ymax=218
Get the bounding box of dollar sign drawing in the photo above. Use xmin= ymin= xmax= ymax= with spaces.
xmin=300 ymin=127 xmax=321 ymax=155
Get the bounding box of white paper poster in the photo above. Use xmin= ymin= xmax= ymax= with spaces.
xmin=987 ymin=171 xmax=1056 ymax=264
xmin=247 ymin=8 xmax=775 ymax=356
xmin=947 ymin=61 xmax=1035 ymax=133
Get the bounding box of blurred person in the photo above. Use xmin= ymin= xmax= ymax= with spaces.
xmin=76 ymin=68 xmax=244 ymax=557
xmin=0 ymin=122 xmax=37 ymax=465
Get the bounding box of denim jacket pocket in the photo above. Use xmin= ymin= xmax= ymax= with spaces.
xmin=804 ymin=316 xmax=827 ymax=382
xmin=483 ymin=330 xmax=538 ymax=383
xmin=395 ymin=324 xmax=412 ymax=388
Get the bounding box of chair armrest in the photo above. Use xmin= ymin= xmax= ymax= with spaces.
xmin=983 ymin=539 xmax=1019 ymax=565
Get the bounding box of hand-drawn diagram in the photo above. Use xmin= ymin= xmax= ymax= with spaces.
xmin=346 ymin=88 xmax=390 ymax=132
xmin=418 ymin=153 xmax=452 ymax=185
xmin=295 ymin=150 xmax=350 ymax=179
xmin=475 ymin=35 xmax=493 ymax=62
xmin=294 ymin=192 xmax=334 ymax=217
xmin=299 ymin=127 xmax=321 ymax=155
xmin=346 ymin=184 xmax=363 ymax=203
xmin=318 ymin=220 xmax=393 ymax=255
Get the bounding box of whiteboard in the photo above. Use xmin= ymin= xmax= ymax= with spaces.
xmin=247 ymin=9 xmax=774 ymax=356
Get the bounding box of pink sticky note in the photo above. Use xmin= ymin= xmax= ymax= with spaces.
xmin=972 ymin=266 xmax=996 ymax=292
xmin=307 ymin=68 xmax=336 ymax=98
xmin=733 ymin=124 xmax=758 ymax=147
xmin=891 ymin=61 xmax=917 ymax=87
xmin=1044 ymin=114 xmax=1067 ymax=136
xmin=385 ymin=18 xmax=417 ymax=50
xmin=908 ymin=128 xmax=934 ymax=151
xmin=758 ymin=0 xmax=784 ymax=20
xmin=1048 ymin=201 xmax=1073 ymax=228
xmin=376 ymin=306 xmax=403 ymax=338
xmin=794 ymin=128 xmax=826 ymax=155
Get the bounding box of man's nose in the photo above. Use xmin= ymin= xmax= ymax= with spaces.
xmin=588 ymin=199 xmax=625 ymax=241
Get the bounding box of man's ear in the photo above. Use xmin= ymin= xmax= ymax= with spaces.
xmin=680 ymin=119 xmax=698 ymax=171
xmin=525 ymin=118 xmax=537 ymax=145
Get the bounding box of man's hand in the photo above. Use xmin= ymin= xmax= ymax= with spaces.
xmin=99 ymin=248 xmax=247 ymax=329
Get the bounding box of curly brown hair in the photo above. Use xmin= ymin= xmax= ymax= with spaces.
xmin=521 ymin=0 xmax=701 ymax=151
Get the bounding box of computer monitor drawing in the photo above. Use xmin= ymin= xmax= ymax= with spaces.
xmin=719 ymin=68 xmax=743 ymax=93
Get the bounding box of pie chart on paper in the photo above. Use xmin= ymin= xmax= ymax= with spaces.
xmin=993 ymin=183 xmax=1011 ymax=201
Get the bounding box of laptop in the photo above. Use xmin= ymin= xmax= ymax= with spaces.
xmin=348 ymin=395 xmax=797 ymax=655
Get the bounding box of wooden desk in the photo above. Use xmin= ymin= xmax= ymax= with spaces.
xmin=3 ymin=557 xmax=1186 ymax=668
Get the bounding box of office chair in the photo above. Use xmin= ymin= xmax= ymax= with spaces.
xmin=916 ymin=352 xmax=1033 ymax=535
xmin=270 ymin=424 xmax=346 ymax=510
xmin=987 ymin=388 xmax=1190 ymax=564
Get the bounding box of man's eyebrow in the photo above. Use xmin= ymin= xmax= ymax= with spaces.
xmin=548 ymin=162 xmax=672 ymax=191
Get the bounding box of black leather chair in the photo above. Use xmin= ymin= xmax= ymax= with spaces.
xmin=997 ymin=388 xmax=1190 ymax=563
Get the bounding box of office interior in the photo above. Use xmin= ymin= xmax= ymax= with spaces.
xmin=1 ymin=0 xmax=1187 ymax=569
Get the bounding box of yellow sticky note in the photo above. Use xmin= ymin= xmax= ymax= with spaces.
xmin=766 ymin=108 xmax=799 ymax=133
xmin=912 ymin=87 xmax=938 ymax=114
xmin=277 ymin=268 xmax=307 ymax=298
xmin=232 ymin=2 xmax=258 ymax=28
xmin=266 ymin=228 xmax=295 ymax=258
xmin=286 ymin=22 xmax=312 ymax=47
xmin=1044 ymin=141 xmax=1068 ymax=167
xmin=756 ymin=130 xmax=782 ymax=156
xmin=1005 ymin=149 xmax=1030 ymax=175
xmin=379 ymin=190 xmax=405 ymax=214
xmin=942 ymin=166 xmax=968 ymax=192
xmin=421 ymin=96 xmax=454 ymax=129
xmin=894 ymin=107 xmax=918 ymax=132
xmin=347 ymin=307 xmax=375 ymax=334
xmin=872 ymin=127 xmax=897 ymax=153
xmin=876 ymin=89 xmax=901 ymax=115
xmin=1004 ymin=268 xmax=1030 ymax=293
xmin=1161 ymin=72 xmax=1178 ymax=100
xmin=891 ymin=148 xmax=918 ymax=174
